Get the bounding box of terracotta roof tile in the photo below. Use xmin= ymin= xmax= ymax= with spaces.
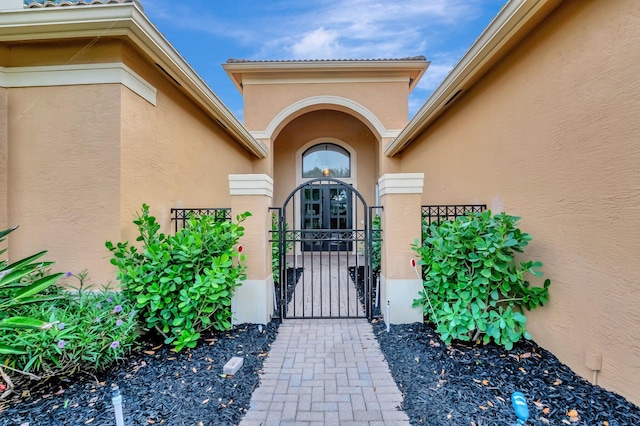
xmin=24 ymin=0 xmax=142 ymax=10
xmin=226 ymin=56 xmax=426 ymax=63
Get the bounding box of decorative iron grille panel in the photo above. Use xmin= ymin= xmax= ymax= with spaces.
xmin=170 ymin=208 xmax=231 ymax=233
xmin=421 ymin=204 xmax=487 ymax=225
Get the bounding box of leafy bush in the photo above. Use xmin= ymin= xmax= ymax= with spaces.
xmin=371 ymin=214 xmax=381 ymax=276
xmin=0 ymin=226 xmax=64 ymax=357
xmin=412 ymin=211 xmax=550 ymax=349
xmin=106 ymin=205 xmax=249 ymax=351
xmin=271 ymin=213 xmax=281 ymax=284
xmin=2 ymin=286 xmax=138 ymax=378
xmin=271 ymin=213 xmax=293 ymax=285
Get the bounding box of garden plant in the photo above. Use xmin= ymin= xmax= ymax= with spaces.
xmin=106 ymin=204 xmax=250 ymax=351
xmin=412 ymin=211 xmax=550 ymax=349
xmin=371 ymin=214 xmax=381 ymax=277
xmin=0 ymin=227 xmax=137 ymax=399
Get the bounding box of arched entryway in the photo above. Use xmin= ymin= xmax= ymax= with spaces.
xmin=275 ymin=178 xmax=374 ymax=320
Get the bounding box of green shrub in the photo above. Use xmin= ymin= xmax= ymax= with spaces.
xmin=0 ymin=226 xmax=64 ymax=357
xmin=2 ymin=287 xmax=138 ymax=378
xmin=412 ymin=211 xmax=550 ymax=349
xmin=271 ymin=213 xmax=280 ymax=284
xmin=371 ymin=214 xmax=381 ymax=276
xmin=271 ymin=213 xmax=293 ymax=285
xmin=106 ymin=204 xmax=249 ymax=351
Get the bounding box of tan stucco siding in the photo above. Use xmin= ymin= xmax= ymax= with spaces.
xmin=243 ymin=81 xmax=409 ymax=134
xmin=7 ymin=84 xmax=121 ymax=285
xmin=119 ymin=59 xmax=253 ymax=245
xmin=272 ymin=110 xmax=377 ymax=207
xmin=400 ymin=0 xmax=640 ymax=404
xmin=1 ymin=39 xmax=125 ymax=67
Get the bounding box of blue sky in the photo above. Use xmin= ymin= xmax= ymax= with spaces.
xmin=142 ymin=0 xmax=507 ymax=121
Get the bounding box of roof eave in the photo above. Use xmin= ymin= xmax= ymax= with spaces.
xmin=0 ymin=4 xmax=267 ymax=158
xmin=385 ymin=0 xmax=562 ymax=157
xmin=222 ymin=58 xmax=430 ymax=94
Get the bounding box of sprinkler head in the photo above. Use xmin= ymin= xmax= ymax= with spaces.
xmin=511 ymin=392 xmax=529 ymax=424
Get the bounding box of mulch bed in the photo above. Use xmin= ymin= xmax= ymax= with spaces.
xmin=373 ymin=320 xmax=640 ymax=426
xmin=3 ymin=318 xmax=639 ymax=426
xmin=347 ymin=265 xmax=381 ymax=318
xmin=0 ymin=321 xmax=279 ymax=426
xmin=274 ymin=267 xmax=304 ymax=315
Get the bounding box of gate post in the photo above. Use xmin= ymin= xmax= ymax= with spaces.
xmin=378 ymin=173 xmax=424 ymax=324
xmin=229 ymin=174 xmax=274 ymax=324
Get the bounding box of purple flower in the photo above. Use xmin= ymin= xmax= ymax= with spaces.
xmin=96 ymin=302 xmax=102 ymax=309
xmin=110 ymin=341 xmax=120 ymax=349
xmin=57 ymin=323 xmax=65 ymax=330
xmin=113 ymin=305 xmax=122 ymax=314
xmin=115 ymin=319 xmax=123 ymax=327
xmin=57 ymin=340 xmax=66 ymax=349
xmin=94 ymin=317 xmax=101 ymax=323
xmin=107 ymin=297 xmax=113 ymax=303
xmin=64 ymin=272 xmax=72 ymax=278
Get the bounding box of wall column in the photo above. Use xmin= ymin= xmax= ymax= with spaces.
xmin=229 ymin=174 xmax=274 ymax=324
xmin=0 ymin=88 xmax=7 ymax=235
xmin=379 ymin=173 xmax=424 ymax=324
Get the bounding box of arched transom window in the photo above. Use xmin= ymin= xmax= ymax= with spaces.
xmin=302 ymin=143 xmax=351 ymax=178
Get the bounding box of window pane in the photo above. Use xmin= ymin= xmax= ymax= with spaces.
xmin=302 ymin=143 xmax=350 ymax=178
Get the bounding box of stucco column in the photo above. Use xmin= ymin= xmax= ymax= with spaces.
xmin=379 ymin=173 xmax=424 ymax=324
xmin=0 ymin=88 xmax=7 ymax=235
xmin=229 ymin=174 xmax=274 ymax=324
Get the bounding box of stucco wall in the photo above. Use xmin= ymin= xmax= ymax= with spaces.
xmin=7 ymin=84 xmax=121 ymax=285
xmin=400 ymin=0 xmax=640 ymax=403
xmin=272 ymin=109 xmax=378 ymax=207
xmin=119 ymin=51 xmax=254 ymax=244
xmin=1 ymin=39 xmax=124 ymax=67
xmin=244 ymin=81 xmax=409 ymax=134
xmin=3 ymin=40 xmax=255 ymax=286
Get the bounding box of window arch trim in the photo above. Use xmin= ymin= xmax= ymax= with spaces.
xmin=302 ymin=143 xmax=351 ymax=178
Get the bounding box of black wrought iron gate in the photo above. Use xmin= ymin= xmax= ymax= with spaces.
xmin=274 ymin=178 xmax=374 ymax=320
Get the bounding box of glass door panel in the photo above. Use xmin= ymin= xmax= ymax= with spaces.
xmin=302 ymin=185 xmax=352 ymax=251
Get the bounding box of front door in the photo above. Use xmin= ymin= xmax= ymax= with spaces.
xmin=301 ymin=185 xmax=352 ymax=251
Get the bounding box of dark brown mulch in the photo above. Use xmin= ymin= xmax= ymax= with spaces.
xmin=0 ymin=321 xmax=279 ymax=426
xmin=373 ymin=320 xmax=640 ymax=426
xmin=347 ymin=265 xmax=381 ymax=318
xmin=4 ymin=316 xmax=639 ymax=426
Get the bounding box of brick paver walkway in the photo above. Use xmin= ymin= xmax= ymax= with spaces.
xmin=239 ymin=319 xmax=410 ymax=426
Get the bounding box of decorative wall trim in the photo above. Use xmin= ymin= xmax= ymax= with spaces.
xmin=378 ymin=173 xmax=424 ymax=196
xmin=232 ymin=276 xmax=274 ymax=325
xmin=242 ymin=76 xmax=409 ymax=86
xmin=229 ymin=174 xmax=274 ymax=197
xmin=380 ymin=276 xmax=424 ymax=324
xmin=249 ymin=95 xmax=402 ymax=140
xmin=0 ymin=62 xmax=157 ymax=105
xmin=295 ymin=137 xmax=357 ymax=189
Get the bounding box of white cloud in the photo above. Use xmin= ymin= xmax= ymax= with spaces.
xmin=140 ymin=0 xmax=506 ymax=116
xmin=272 ymin=0 xmax=484 ymax=59
xmin=290 ymin=28 xmax=342 ymax=59
xmin=144 ymin=0 xmax=489 ymax=60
